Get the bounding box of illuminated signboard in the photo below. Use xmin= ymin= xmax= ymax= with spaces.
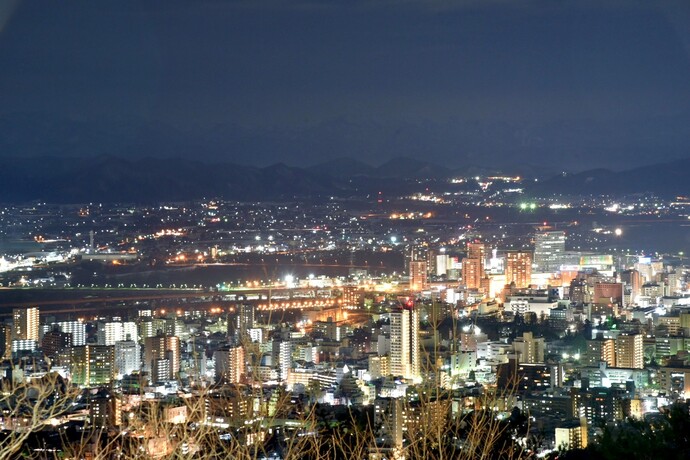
xmin=580 ymin=255 xmax=613 ymax=266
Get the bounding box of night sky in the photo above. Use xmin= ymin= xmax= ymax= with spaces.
xmin=1 ymin=0 xmax=689 ymax=172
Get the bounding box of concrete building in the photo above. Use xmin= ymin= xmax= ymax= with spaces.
xmin=389 ymin=304 xmax=420 ymax=381
xmin=533 ymin=230 xmax=566 ymax=273
xmin=505 ymin=250 xmax=532 ymax=289
xmin=214 ymin=345 xmax=245 ymax=383
xmin=555 ymin=418 xmax=588 ymax=450
xmin=511 ymin=332 xmax=545 ymax=364
xmin=114 ymin=340 xmax=141 ymax=378
xmin=409 ymin=260 xmax=428 ymax=292
xmin=57 ymin=321 xmax=86 ymax=346
xmin=144 ymin=334 xmax=181 ymax=381
xmin=615 ymin=334 xmax=643 ymax=369
xmin=13 ymin=307 xmax=39 ymax=342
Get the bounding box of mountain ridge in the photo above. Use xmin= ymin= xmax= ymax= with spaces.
xmin=0 ymin=155 xmax=687 ymax=203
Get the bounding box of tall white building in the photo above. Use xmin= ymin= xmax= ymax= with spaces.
xmin=13 ymin=307 xmax=39 ymax=342
xmin=102 ymin=322 xmax=138 ymax=346
xmin=389 ymin=304 xmax=420 ymax=382
xmin=114 ymin=340 xmax=141 ymax=378
xmin=534 ymin=230 xmax=566 ymax=273
xmin=271 ymin=340 xmax=292 ymax=382
xmin=57 ymin=321 xmax=86 ymax=346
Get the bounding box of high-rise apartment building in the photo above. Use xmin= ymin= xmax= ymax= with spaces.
xmin=114 ymin=340 xmax=141 ymax=378
xmin=615 ymin=334 xmax=643 ymax=369
xmin=461 ymin=257 xmax=482 ymax=289
xmin=70 ymin=345 xmax=116 ymax=386
xmin=585 ymin=337 xmax=616 ymax=367
xmin=214 ymin=345 xmax=245 ymax=383
xmin=230 ymin=303 xmax=255 ymax=342
xmin=409 ymin=260 xmax=428 ymax=292
xmin=102 ymin=321 xmax=138 ymax=346
xmin=505 ymin=250 xmax=532 ymax=288
xmin=271 ymin=339 xmax=292 ymax=382
xmin=534 ymin=230 xmax=566 ymax=273
xmin=144 ymin=334 xmax=181 ymax=381
xmin=462 ymin=242 xmax=486 ymax=290
xmin=13 ymin=307 xmax=39 ymax=342
xmin=389 ymin=303 xmax=420 ymax=381
xmin=467 ymin=242 xmax=486 ymax=268
xmin=555 ymin=418 xmax=588 ymax=450
xmin=42 ymin=328 xmax=72 ymax=359
xmin=57 ymin=321 xmax=86 ymax=346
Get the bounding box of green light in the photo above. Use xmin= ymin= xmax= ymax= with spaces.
xmin=519 ymin=203 xmax=527 ymax=210
xmin=529 ymin=203 xmax=536 ymax=210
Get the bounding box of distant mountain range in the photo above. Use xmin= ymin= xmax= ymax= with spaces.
xmin=0 ymin=155 xmax=687 ymax=203
xmin=530 ymin=158 xmax=690 ymax=198
xmin=3 ymin=111 xmax=690 ymax=173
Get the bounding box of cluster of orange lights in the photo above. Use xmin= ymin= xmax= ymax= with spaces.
xmin=389 ymin=212 xmax=433 ymax=220
xmin=170 ymin=254 xmax=205 ymax=263
xmin=256 ymin=298 xmax=342 ymax=311
xmin=157 ymin=308 xmax=187 ymax=316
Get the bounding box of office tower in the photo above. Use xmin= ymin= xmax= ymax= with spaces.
xmin=114 ymin=340 xmax=141 ymax=378
xmin=512 ymin=332 xmax=545 ymax=364
xmin=57 ymin=321 xmax=86 ymax=346
xmin=102 ymin=321 xmax=138 ymax=346
xmin=409 ymin=260 xmax=428 ymax=292
xmin=615 ymin=333 xmax=643 ymax=369
xmin=144 ymin=334 xmax=180 ymax=381
xmin=42 ymin=328 xmax=72 ymax=359
xmin=534 ymin=230 xmax=566 ymax=273
xmin=505 ymin=250 xmax=532 ymax=288
xmin=214 ymin=345 xmax=245 ymax=383
xmin=389 ymin=303 xmax=420 ymax=381
xmin=585 ymin=337 xmax=616 ymax=367
xmin=70 ymin=345 xmax=116 ymax=386
xmin=0 ymin=325 xmax=11 ymax=359
xmin=435 ymin=254 xmax=449 ymax=276
xmin=13 ymin=307 xmax=39 ymax=342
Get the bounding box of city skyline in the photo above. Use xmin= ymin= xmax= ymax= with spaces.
xmin=0 ymin=1 xmax=689 ymax=458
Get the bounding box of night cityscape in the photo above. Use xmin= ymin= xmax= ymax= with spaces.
xmin=1 ymin=1 xmax=690 ymax=459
